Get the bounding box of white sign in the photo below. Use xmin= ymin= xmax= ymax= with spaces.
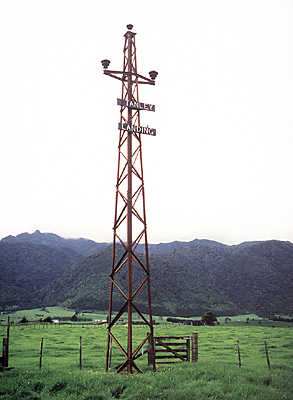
xmin=118 ymin=122 xmax=156 ymax=136
xmin=117 ymin=98 xmax=155 ymax=112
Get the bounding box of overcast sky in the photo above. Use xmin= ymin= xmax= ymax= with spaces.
xmin=0 ymin=0 xmax=292 ymax=245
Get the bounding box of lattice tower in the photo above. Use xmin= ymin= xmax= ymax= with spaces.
xmin=101 ymin=24 xmax=158 ymax=374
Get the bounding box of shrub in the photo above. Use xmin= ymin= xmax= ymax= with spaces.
xmin=71 ymin=313 xmax=78 ymax=322
xmin=202 ymin=311 xmax=217 ymax=326
xmin=42 ymin=316 xmax=53 ymax=323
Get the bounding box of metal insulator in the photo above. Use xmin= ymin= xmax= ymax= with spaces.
xmin=127 ymin=24 xmax=133 ymax=30
xmin=101 ymin=59 xmax=111 ymax=69
xmin=149 ymin=70 xmax=158 ymax=80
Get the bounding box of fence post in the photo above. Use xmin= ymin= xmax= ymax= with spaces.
xmin=237 ymin=340 xmax=241 ymax=367
xmin=79 ymin=336 xmax=82 ymax=370
xmin=147 ymin=344 xmax=152 ymax=366
xmin=0 ymin=340 xmax=2 ymax=367
xmin=186 ymin=338 xmax=191 ymax=362
xmin=264 ymin=340 xmax=271 ymax=369
xmin=2 ymin=338 xmax=8 ymax=367
xmin=39 ymin=338 xmax=44 ymax=369
xmin=192 ymin=332 xmax=198 ymax=362
xmin=6 ymin=317 xmax=10 ymax=367
xmin=147 ymin=335 xmax=155 ymax=368
xmin=108 ymin=336 xmax=112 ymax=369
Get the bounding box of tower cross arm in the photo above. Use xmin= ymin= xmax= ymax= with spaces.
xmin=103 ymin=70 xmax=155 ymax=85
xmin=136 ymin=72 xmax=155 ymax=85
xmin=103 ymin=70 xmax=124 ymax=82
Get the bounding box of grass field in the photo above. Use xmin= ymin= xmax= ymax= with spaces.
xmin=0 ymin=307 xmax=108 ymax=323
xmin=1 ymin=314 xmax=293 ymax=400
xmin=0 ymin=307 xmax=165 ymax=323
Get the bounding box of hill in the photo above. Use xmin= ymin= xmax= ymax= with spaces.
xmin=0 ymin=241 xmax=82 ymax=309
xmin=1 ymin=230 xmax=109 ymax=257
xmin=39 ymin=239 xmax=293 ymax=316
xmin=1 ymin=232 xmax=293 ymax=316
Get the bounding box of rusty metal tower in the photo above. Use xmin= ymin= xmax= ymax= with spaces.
xmin=101 ymin=24 xmax=158 ymax=374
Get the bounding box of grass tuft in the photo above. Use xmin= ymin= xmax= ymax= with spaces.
xmin=111 ymin=385 xmax=126 ymax=398
xmin=49 ymin=382 xmax=67 ymax=393
xmin=33 ymin=382 xmax=44 ymax=393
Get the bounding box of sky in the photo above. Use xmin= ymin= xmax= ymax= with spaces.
xmin=0 ymin=0 xmax=292 ymax=245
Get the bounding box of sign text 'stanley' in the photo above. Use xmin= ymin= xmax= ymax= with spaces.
xmin=117 ymin=98 xmax=155 ymax=112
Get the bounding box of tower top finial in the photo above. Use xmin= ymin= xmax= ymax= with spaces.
xmin=127 ymin=24 xmax=133 ymax=30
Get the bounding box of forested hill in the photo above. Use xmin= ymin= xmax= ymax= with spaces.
xmin=1 ymin=232 xmax=293 ymax=316
xmin=1 ymin=230 xmax=109 ymax=257
xmin=39 ymin=239 xmax=293 ymax=317
xmin=0 ymin=241 xmax=82 ymax=309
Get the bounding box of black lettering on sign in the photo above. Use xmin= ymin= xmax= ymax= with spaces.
xmin=117 ymin=99 xmax=155 ymax=112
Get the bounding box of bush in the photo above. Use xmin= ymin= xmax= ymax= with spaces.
xmin=42 ymin=316 xmax=53 ymax=323
xmin=202 ymin=311 xmax=217 ymax=326
xmin=71 ymin=313 xmax=78 ymax=322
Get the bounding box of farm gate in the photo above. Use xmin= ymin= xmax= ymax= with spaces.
xmin=149 ymin=333 xmax=198 ymax=368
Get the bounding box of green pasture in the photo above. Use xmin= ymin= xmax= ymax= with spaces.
xmin=0 ymin=307 xmax=108 ymax=323
xmin=0 ymin=308 xmax=277 ymax=326
xmin=1 ymin=319 xmax=293 ymax=399
xmin=0 ymin=307 xmax=165 ymax=324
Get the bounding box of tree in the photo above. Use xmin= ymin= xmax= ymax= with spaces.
xmin=71 ymin=313 xmax=78 ymax=322
xmin=43 ymin=316 xmax=53 ymax=323
xmin=202 ymin=311 xmax=217 ymax=326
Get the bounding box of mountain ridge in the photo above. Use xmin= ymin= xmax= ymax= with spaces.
xmin=1 ymin=231 xmax=293 ymax=316
xmin=1 ymin=230 xmax=109 ymax=257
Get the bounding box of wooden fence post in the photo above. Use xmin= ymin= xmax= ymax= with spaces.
xmin=192 ymin=332 xmax=198 ymax=362
xmin=2 ymin=338 xmax=8 ymax=367
xmin=109 ymin=336 xmax=112 ymax=369
xmin=0 ymin=340 xmax=2 ymax=367
xmin=39 ymin=338 xmax=44 ymax=369
xmin=147 ymin=344 xmax=152 ymax=366
xmin=6 ymin=317 xmax=10 ymax=367
xmin=147 ymin=335 xmax=155 ymax=368
xmin=6 ymin=317 xmax=10 ymax=341
xmin=264 ymin=340 xmax=271 ymax=369
xmin=237 ymin=340 xmax=241 ymax=368
xmin=186 ymin=338 xmax=191 ymax=362
xmin=79 ymin=336 xmax=82 ymax=370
